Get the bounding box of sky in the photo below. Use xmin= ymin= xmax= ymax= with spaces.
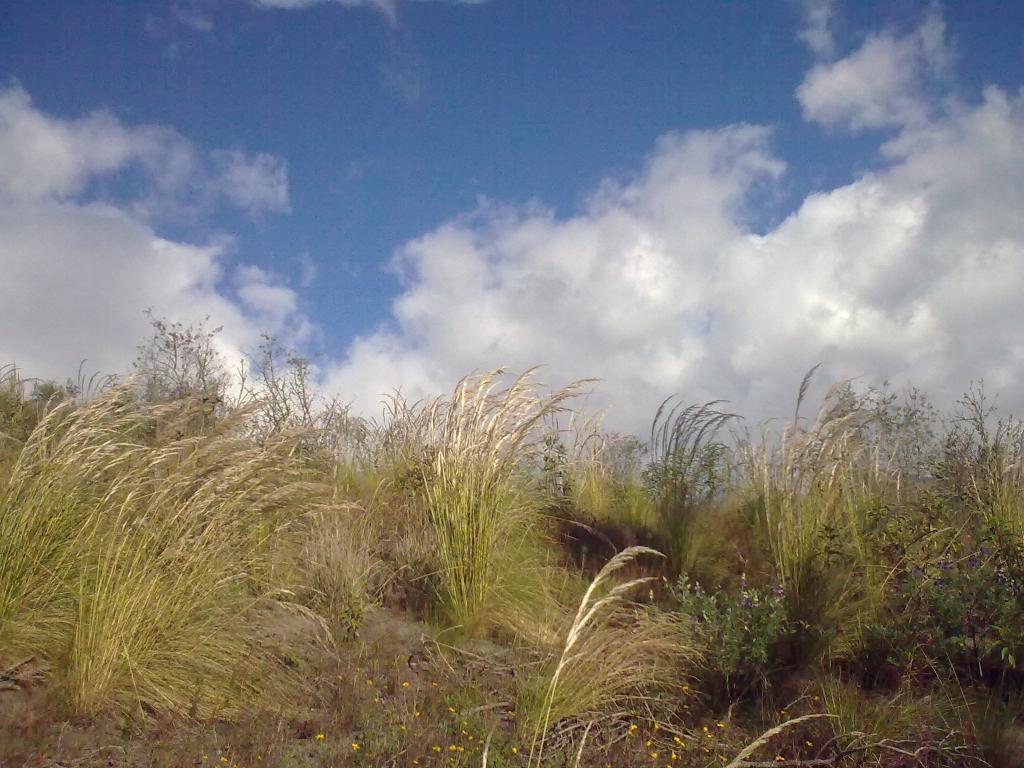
xmin=2 ymin=0 xmax=1024 ymax=433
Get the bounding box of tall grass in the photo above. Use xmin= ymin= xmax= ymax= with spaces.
xmin=523 ymin=546 xmax=700 ymax=764
xmin=739 ymin=378 xmax=893 ymax=661
xmin=647 ymin=398 xmax=735 ymax=572
xmin=0 ymin=386 xmax=330 ymax=718
xmin=421 ymin=369 xmax=587 ymax=631
xmin=559 ymin=416 xmax=654 ymax=530
xmin=950 ymin=389 xmax=1024 ymax=558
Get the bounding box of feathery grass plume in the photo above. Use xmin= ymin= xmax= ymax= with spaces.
xmin=0 ymin=385 xmax=332 ymax=718
xmin=739 ymin=374 xmax=894 ymax=662
xmin=647 ymin=398 xmax=736 ymax=573
xmin=524 ymin=546 xmax=700 ymax=765
xmin=421 ymin=368 xmax=589 ymax=631
xmin=723 ymin=713 xmax=832 ymax=768
xmin=0 ymin=388 xmax=151 ymax=658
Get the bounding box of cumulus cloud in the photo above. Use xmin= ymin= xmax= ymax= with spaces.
xmin=324 ymin=83 xmax=1024 ymax=433
xmin=797 ymin=11 xmax=954 ymax=132
xmin=798 ymin=0 xmax=836 ymax=59
xmin=0 ymin=85 xmax=304 ymax=384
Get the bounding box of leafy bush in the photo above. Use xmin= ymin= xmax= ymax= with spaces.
xmin=670 ymin=573 xmax=789 ymax=702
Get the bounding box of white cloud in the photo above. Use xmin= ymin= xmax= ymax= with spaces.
xmin=235 ymin=264 xmax=314 ymax=342
xmin=0 ymin=85 xmax=305 ymax=384
xmin=211 ymin=150 xmax=291 ymax=215
xmin=0 ymin=85 xmax=290 ymax=218
xmin=798 ymin=0 xmax=836 ymax=58
xmin=324 ymin=85 xmax=1024 ymax=433
xmin=797 ymin=12 xmax=953 ymax=132
xmin=297 ymin=252 xmax=318 ymax=288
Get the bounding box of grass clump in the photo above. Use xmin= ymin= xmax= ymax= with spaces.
xmin=421 ymin=369 xmax=587 ymax=632
xmin=646 ymin=398 xmax=735 ymax=574
xmin=522 ymin=546 xmax=700 ymax=763
xmin=0 ymin=386 xmax=332 ymax=719
xmin=739 ymin=379 xmax=892 ymax=663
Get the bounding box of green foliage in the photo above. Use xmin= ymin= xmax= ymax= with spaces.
xmin=646 ymin=399 xmax=734 ymax=573
xmin=670 ymin=574 xmax=789 ymax=702
xmin=420 ymin=369 xmax=586 ymax=632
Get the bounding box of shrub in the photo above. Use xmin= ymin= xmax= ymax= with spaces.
xmin=669 ymin=573 xmax=789 ymax=702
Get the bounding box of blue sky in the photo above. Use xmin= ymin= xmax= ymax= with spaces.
xmin=3 ymin=0 xmax=1024 ymax=431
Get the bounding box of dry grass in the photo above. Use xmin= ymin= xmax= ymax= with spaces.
xmin=300 ymin=502 xmax=382 ymax=639
xmin=523 ymin=546 xmax=701 ymax=764
xmin=738 ymin=379 xmax=894 ymax=660
xmin=421 ymin=369 xmax=589 ymax=631
xmin=0 ymin=386 xmax=335 ymax=718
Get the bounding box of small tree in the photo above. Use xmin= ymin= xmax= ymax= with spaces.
xmin=133 ymin=310 xmax=230 ymax=404
xmin=242 ymin=334 xmax=362 ymax=454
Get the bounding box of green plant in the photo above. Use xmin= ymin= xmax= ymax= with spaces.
xmin=420 ymin=369 xmax=586 ymax=631
xmin=816 ymin=676 xmax=974 ymax=766
xmin=0 ymin=386 xmax=331 ymax=718
xmin=646 ymin=399 xmax=735 ymax=574
xmin=670 ymin=573 xmax=789 ymax=702
xmin=522 ymin=547 xmax=699 ymax=765
xmin=739 ymin=375 xmax=894 ymax=664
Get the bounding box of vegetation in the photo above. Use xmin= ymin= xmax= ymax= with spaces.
xmin=1 ymin=325 xmax=1023 ymax=766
